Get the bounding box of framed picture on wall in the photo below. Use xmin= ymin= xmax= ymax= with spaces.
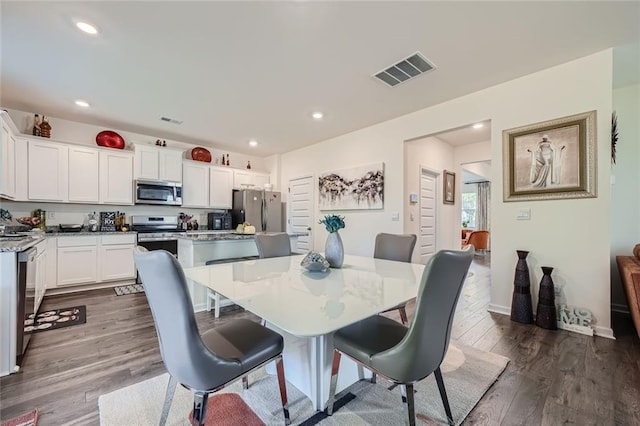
xmin=443 ymin=170 xmax=455 ymax=204
xmin=502 ymin=110 xmax=596 ymax=202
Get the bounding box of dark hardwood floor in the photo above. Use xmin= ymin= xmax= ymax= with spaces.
xmin=1 ymin=256 xmax=638 ymax=425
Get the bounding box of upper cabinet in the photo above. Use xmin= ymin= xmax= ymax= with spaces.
xmin=182 ymin=161 xmax=210 ymax=208
xmin=232 ymin=169 xmax=270 ymax=189
xmin=0 ymin=115 xmax=16 ymax=199
xmin=100 ymin=150 xmax=134 ymax=205
xmin=209 ymin=166 xmax=233 ymax=209
xmin=68 ymin=146 xmax=100 ymax=203
xmin=28 ymin=140 xmax=69 ymax=201
xmin=134 ymin=145 xmax=184 ymax=182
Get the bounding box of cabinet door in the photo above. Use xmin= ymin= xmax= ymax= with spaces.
xmin=28 ymin=140 xmax=69 ymax=201
xmin=45 ymin=237 xmax=57 ymax=289
xmin=0 ymin=119 xmax=16 ymax=199
xmin=14 ymin=138 xmax=28 ymax=201
xmin=210 ymin=167 xmax=233 ymax=208
xmin=100 ymin=151 xmax=134 ymax=204
xmin=100 ymin=245 xmax=135 ymax=281
xmin=233 ymin=170 xmax=251 ymax=188
xmin=159 ymin=150 xmax=183 ymax=182
xmin=68 ymin=146 xmax=100 ymax=203
xmin=57 ymin=246 xmax=98 ymax=286
xmin=34 ymin=249 xmax=46 ymax=313
xmin=251 ymin=172 xmax=270 ymax=189
xmin=182 ymin=162 xmax=210 ymax=207
xmin=135 ymin=145 xmax=159 ymax=180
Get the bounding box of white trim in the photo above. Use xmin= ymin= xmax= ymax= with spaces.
xmin=594 ymin=326 xmax=616 ymax=340
xmin=418 ymin=166 xmax=439 ymax=261
xmin=288 ymin=174 xmax=315 ymax=252
xmin=487 ymin=303 xmax=510 ymax=316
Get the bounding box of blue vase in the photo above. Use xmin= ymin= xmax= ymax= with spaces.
xmin=325 ymin=231 xmax=344 ymax=268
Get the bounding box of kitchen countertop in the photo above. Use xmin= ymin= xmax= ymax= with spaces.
xmin=46 ymin=230 xmax=138 ymax=236
xmin=178 ymin=232 xmax=306 ymax=242
xmin=0 ymin=231 xmax=137 ymax=252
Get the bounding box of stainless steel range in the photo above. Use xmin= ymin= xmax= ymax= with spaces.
xmin=131 ymin=215 xmax=186 ymax=283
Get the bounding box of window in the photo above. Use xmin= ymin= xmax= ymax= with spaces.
xmin=461 ymin=192 xmax=477 ymax=228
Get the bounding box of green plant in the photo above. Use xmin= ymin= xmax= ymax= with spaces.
xmin=319 ymin=214 xmax=345 ymax=233
xmin=462 ymin=220 xmax=469 ymax=228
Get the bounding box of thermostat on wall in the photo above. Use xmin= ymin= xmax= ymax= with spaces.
xmin=409 ymin=193 xmax=418 ymax=204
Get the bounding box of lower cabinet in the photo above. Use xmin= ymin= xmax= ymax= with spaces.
xmin=55 ymin=234 xmax=136 ymax=288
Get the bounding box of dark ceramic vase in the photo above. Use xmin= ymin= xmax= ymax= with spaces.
xmin=510 ymin=250 xmax=534 ymax=324
xmin=535 ymin=267 xmax=558 ymax=330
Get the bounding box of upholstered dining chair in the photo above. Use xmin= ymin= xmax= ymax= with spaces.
xmin=327 ymin=246 xmax=474 ymax=426
xmin=255 ymin=233 xmax=292 ymax=259
xmin=462 ymin=230 xmax=489 ymax=254
xmin=374 ymin=233 xmax=417 ymax=325
xmin=133 ymin=247 xmax=291 ymax=426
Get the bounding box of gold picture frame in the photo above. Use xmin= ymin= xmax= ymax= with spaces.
xmin=443 ymin=170 xmax=455 ymax=204
xmin=502 ymin=110 xmax=597 ymax=202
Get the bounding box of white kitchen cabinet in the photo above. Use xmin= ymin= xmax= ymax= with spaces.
xmin=0 ymin=116 xmax=16 ymax=199
xmin=100 ymin=150 xmax=134 ymax=205
xmin=68 ymin=146 xmax=100 ymax=203
xmin=210 ymin=166 xmax=233 ymax=208
xmin=134 ymin=144 xmax=184 ymax=182
xmin=14 ymin=138 xmax=28 ymax=201
xmin=99 ymin=234 xmax=136 ymax=281
xmin=232 ymin=169 xmax=270 ymax=189
xmin=34 ymin=243 xmax=47 ymax=312
xmin=45 ymin=237 xmax=57 ymax=289
xmin=182 ymin=161 xmax=210 ymax=208
xmin=57 ymin=246 xmax=98 ymax=286
xmin=28 ymin=140 xmax=69 ymax=201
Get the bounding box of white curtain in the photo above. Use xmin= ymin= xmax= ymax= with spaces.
xmin=476 ymin=181 xmax=491 ymax=232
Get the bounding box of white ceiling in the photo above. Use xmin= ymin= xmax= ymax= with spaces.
xmin=2 ymin=2 xmax=638 ymax=156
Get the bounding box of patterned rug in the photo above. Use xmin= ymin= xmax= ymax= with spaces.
xmin=98 ymin=342 xmax=509 ymax=425
xmin=114 ymin=284 xmax=144 ymax=296
xmin=24 ymin=306 xmax=86 ymax=334
xmin=0 ymin=408 xmax=38 ymax=426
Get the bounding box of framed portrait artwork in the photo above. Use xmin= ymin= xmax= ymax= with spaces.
xmin=502 ymin=110 xmax=597 ymax=202
xmin=443 ymin=170 xmax=455 ymax=204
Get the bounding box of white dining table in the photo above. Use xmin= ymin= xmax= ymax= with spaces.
xmin=183 ymin=254 xmax=425 ymax=411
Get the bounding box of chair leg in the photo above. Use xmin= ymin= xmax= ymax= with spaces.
xmin=326 ymin=350 xmax=341 ymax=415
xmin=399 ymin=306 xmax=408 ymax=325
xmin=159 ymin=375 xmax=177 ymax=426
xmin=405 ymin=383 xmax=416 ymax=426
xmin=371 ymin=373 xmax=377 ymax=384
xmin=434 ymin=367 xmax=454 ymax=426
xmin=214 ymin=293 xmax=221 ymax=319
xmin=400 ymin=383 xmax=407 ymax=403
xmin=242 ymin=375 xmax=249 ymax=390
xmin=192 ymin=392 xmax=209 ymax=426
xmin=275 ymin=356 xmax=291 ymax=425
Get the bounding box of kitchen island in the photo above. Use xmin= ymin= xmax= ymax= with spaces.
xmin=177 ymin=232 xmax=300 ymax=312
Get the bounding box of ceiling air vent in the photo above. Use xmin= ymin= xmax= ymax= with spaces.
xmin=160 ymin=116 xmax=183 ymax=125
xmin=373 ymin=52 xmax=435 ymax=87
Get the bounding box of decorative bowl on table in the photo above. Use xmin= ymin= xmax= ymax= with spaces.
xmin=300 ymin=251 xmax=330 ymax=272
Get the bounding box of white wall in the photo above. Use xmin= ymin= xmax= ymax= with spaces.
xmin=404 ymin=136 xmax=455 ymax=262
xmin=610 ymin=83 xmax=640 ymax=312
xmin=279 ymin=50 xmax=614 ymax=336
xmin=5 ymin=108 xmax=268 ymax=172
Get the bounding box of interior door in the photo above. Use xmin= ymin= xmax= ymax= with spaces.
xmin=419 ymin=168 xmax=437 ymax=264
xmin=288 ymin=175 xmax=314 ymax=253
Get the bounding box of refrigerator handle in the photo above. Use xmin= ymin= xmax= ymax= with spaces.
xmin=261 ymin=196 xmax=267 ymax=232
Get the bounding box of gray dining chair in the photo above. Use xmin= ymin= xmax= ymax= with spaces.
xmin=374 ymin=233 xmax=417 ymax=325
xmin=327 ymin=246 xmax=474 ymax=426
xmin=133 ymin=246 xmax=290 ymax=426
xmin=255 ymin=233 xmax=292 ymax=258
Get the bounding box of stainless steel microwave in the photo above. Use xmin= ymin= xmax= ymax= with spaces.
xmin=134 ymin=179 xmax=182 ymax=206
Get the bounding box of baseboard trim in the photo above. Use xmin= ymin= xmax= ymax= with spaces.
xmin=487 ymin=303 xmax=510 ymax=316
xmin=194 ymin=303 xmax=207 ymax=313
xmin=594 ymin=326 xmax=616 ymax=340
xmin=611 ymin=303 xmax=630 ymax=315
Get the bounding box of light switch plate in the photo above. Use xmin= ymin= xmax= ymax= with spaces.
xmin=391 ymin=212 xmax=400 ymax=221
xmin=409 ymin=193 xmax=418 ymax=203
xmin=516 ymin=208 xmax=531 ymax=220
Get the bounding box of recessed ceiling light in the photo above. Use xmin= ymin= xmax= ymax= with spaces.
xmin=76 ymin=21 xmax=99 ymax=35
xmin=249 ymin=140 xmax=258 ymax=147
xmin=75 ymin=100 xmax=90 ymax=108
xmin=312 ymin=112 xmax=324 ymax=120
xmin=472 ymin=123 xmax=484 ymax=129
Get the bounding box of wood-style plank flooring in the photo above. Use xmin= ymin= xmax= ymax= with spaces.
xmin=1 ymin=256 xmax=639 ymax=425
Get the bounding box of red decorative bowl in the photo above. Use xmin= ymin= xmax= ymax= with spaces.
xmin=96 ymin=130 xmax=125 ymax=149
xmin=191 ymin=147 xmax=211 ymax=163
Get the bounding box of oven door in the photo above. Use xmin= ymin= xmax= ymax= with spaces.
xmin=135 ymin=180 xmax=182 ymax=206
xmin=135 ymin=238 xmax=178 ymax=283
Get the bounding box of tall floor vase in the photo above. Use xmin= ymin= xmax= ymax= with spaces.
xmin=325 ymin=231 xmax=344 ymax=268
xmin=510 ymin=250 xmax=533 ymax=324
xmin=535 ymin=267 xmax=558 ymax=330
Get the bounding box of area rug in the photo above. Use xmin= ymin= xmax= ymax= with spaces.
xmin=114 ymin=284 xmax=144 ymax=296
xmin=99 ymin=343 xmax=508 ymax=425
xmin=24 ymin=306 xmax=86 ymax=334
xmin=0 ymin=408 xmax=38 ymax=426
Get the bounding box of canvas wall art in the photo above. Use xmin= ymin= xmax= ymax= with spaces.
xmin=318 ymin=163 xmax=384 ymax=210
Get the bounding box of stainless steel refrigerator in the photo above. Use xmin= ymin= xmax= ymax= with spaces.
xmin=232 ymin=189 xmax=283 ymax=232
